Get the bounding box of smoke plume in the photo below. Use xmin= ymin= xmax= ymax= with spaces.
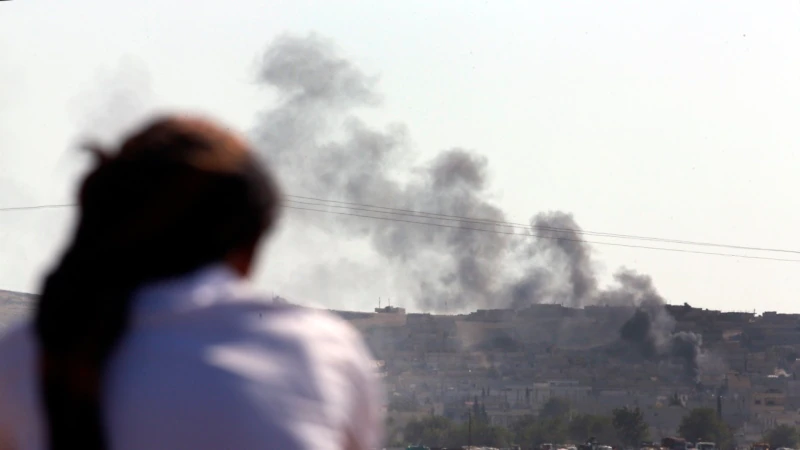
xmin=531 ymin=212 xmax=598 ymax=306
xmin=611 ymin=270 xmax=703 ymax=380
xmin=255 ymin=34 xmax=514 ymax=311
xmin=252 ymin=33 xmax=703 ymax=376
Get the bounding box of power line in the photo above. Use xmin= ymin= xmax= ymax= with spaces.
xmin=283 ymin=205 xmax=800 ymax=263
xmin=0 ymin=204 xmax=75 ymax=212
xmin=285 ymin=195 xmax=800 ymax=255
xmin=3 ymin=198 xmax=800 ymax=262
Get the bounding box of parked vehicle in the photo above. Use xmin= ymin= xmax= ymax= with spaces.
xmin=662 ymin=437 xmax=691 ymax=450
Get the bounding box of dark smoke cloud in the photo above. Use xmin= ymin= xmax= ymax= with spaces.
xmin=255 ymin=34 xmax=513 ymax=311
xmin=532 ymin=212 xmax=598 ymax=306
xmin=252 ymin=34 xmax=704 ymax=377
xmin=611 ymin=269 xmax=703 ymax=380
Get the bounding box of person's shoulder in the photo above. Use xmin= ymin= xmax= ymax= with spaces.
xmin=216 ymin=287 xmax=372 ymax=359
xmin=0 ymin=320 xmax=35 ymax=353
xmin=0 ymin=320 xmax=37 ymax=374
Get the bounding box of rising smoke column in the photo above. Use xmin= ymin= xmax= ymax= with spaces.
xmin=607 ymin=269 xmax=703 ymax=380
xmin=254 ymin=34 xmax=517 ymax=311
xmin=532 ymin=212 xmax=598 ymax=306
xmin=505 ymin=211 xmax=598 ymax=309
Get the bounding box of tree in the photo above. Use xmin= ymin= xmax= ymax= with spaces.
xmin=518 ymin=417 xmax=568 ymax=448
xmin=541 ymin=397 xmax=572 ymax=420
xmin=570 ymin=413 xmax=617 ymax=445
xmin=510 ymin=413 xmax=569 ymax=447
xmin=402 ymin=415 xmax=454 ymax=447
xmin=678 ymin=408 xmax=733 ymax=449
xmin=511 ymin=414 xmax=538 ymax=439
xmin=389 ymin=395 xmax=419 ymax=412
xmin=403 ymin=409 xmax=515 ymax=448
xmin=450 ymin=421 xmax=513 ymax=448
xmin=385 ymin=416 xmax=405 ymax=447
xmin=469 ymin=397 xmax=490 ymax=424
xmin=764 ymin=424 xmax=800 ymax=449
xmin=613 ymin=407 xmax=650 ymax=447
xmin=569 ymin=414 xmax=595 ymax=442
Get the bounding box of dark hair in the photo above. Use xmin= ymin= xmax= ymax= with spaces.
xmin=33 ymin=115 xmax=281 ymax=450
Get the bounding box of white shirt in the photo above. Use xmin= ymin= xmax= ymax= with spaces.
xmin=0 ymin=264 xmax=384 ymax=450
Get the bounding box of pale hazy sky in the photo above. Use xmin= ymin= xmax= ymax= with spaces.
xmin=1 ymin=1 xmax=799 ymax=313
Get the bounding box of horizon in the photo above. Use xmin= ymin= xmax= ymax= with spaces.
xmin=0 ymin=288 xmax=773 ymax=318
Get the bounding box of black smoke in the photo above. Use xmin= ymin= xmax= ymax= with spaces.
xmin=252 ymin=33 xmax=703 ymax=377
xmin=532 ymin=212 xmax=598 ymax=306
xmin=612 ymin=270 xmax=703 ymax=380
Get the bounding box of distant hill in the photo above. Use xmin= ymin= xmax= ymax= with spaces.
xmin=0 ymin=290 xmax=303 ymax=334
xmin=0 ymin=289 xmax=35 ymax=331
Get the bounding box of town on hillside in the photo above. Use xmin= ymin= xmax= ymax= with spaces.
xmin=334 ymin=303 xmax=800 ymax=449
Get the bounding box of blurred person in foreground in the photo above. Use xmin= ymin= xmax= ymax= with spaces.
xmin=0 ymin=115 xmax=384 ymax=450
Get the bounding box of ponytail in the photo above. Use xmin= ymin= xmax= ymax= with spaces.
xmin=34 ymin=116 xmax=280 ymax=449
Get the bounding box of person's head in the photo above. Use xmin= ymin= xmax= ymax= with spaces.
xmin=34 ymin=114 xmax=281 ymax=449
